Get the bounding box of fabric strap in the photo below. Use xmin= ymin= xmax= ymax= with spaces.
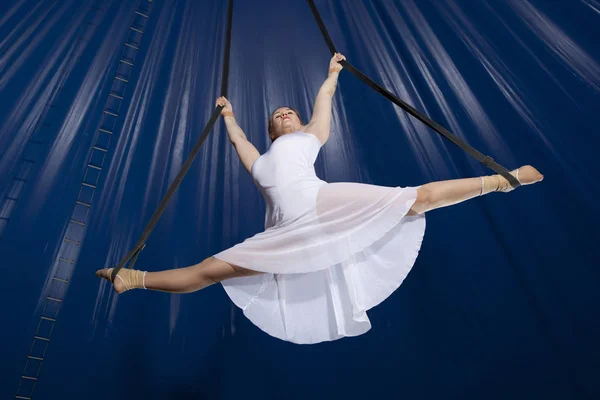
xmin=306 ymin=0 xmax=520 ymax=189
xmin=110 ymin=0 xmax=234 ymax=282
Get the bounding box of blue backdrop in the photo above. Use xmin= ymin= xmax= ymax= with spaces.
xmin=1 ymin=0 xmax=598 ymax=399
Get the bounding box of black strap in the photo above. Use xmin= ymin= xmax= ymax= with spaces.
xmin=306 ymin=0 xmax=520 ymax=189
xmin=111 ymin=0 xmax=234 ymax=282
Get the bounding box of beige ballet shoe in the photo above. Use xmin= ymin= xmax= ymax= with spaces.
xmin=95 ymin=268 xmax=147 ymax=294
xmin=480 ymin=165 xmax=544 ymax=195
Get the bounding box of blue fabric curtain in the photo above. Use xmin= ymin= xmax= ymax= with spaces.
xmin=0 ymin=0 xmax=598 ymax=398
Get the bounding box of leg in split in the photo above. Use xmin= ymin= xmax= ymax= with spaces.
xmin=95 ymin=256 xmax=263 ymax=294
xmin=409 ymin=165 xmax=544 ymax=215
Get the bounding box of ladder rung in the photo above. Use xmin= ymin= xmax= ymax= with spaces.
xmin=114 ymin=76 xmax=128 ymax=83
xmin=82 ymin=182 xmax=97 ymax=189
xmin=120 ymin=59 xmax=134 ymax=66
xmin=16 ymin=395 xmax=32 ymax=399
xmin=40 ymin=316 xmax=56 ymax=322
xmin=33 ymin=336 xmax=49 ymax=342
xmin=47 ymin=296 xmax=63 ymax=303
xmin=0 ymin=217 xmax=9 ymax=221
xmin=5 ymin=196 xmax=19 ymax=201
xmin=22 ymin=375 xmax=38 ymax=380
xmin=88 ymin=164 xmax=102 ymax=170
xmin=125 ymin=43 xmax=139 ymax=50
xmin=13 ymin=177 xmax=27 ymax=182
xmin=70 ymin=219 xmax=85 ymax=226
xmin=135 ymin=10 xmax=149 ymax=18
xmin=58 ymin=257 xmax=74 ymax=264
xmin=52 ymin=277 xmax=68 ymax=284
xmin=93 ymin=146 xmax=107 ymax=152
xmin=23 ymin=159 xmax=35 ymax=164
xmin=28 ymin=355 xmax=44 ymax=361
xmin=76 ymin=201 xmax=91 ymax=208
xmin=64 ymin=238 xmax=79 ymax=245
xmin=103 ymin=110 xmax=118 ymax=117
xmin=109 ymin=93 xmax=123 ymax=100
xmin=130 ymin=26 xmax=143 ymax=33
xmin=98 ymin=128 xmax=113 ymax=135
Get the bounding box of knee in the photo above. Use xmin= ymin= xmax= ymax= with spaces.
xmin=410 ymin=187 xmax=432 ymax=215
xmin=191 ymin=257 xmax=221 ymax=285
xmin=198 ymin=256 xmax=254 ymax=284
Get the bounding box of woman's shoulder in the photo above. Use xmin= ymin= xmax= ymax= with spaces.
xmin=297 ymin=124 xmax=325 ymax=146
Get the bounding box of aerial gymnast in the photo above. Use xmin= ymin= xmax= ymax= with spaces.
xmin=96 ymin=53 xmax=543 ymax=344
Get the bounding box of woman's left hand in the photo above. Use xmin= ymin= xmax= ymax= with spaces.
xmin=329 ymin=53 xmax=346 ymax=73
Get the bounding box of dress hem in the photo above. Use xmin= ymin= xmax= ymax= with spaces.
xmin=216 ymin=185 xmax=426 ymax=344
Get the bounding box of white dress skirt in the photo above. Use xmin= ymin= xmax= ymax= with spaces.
xmin=214 ymin=131 xmax=426 ymax=344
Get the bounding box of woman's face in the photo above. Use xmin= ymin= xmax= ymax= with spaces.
xmin=269 ymin=107 xmax=302 ymax=139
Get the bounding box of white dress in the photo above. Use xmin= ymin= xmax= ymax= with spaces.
xmin=214 ymin=131 xmax=426 ymax=344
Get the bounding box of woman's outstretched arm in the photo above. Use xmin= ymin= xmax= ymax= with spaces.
xmin=216 ymin=96 xmax=260 ymax=174
xmin=305 ymin=53 xmax=346 ymax=144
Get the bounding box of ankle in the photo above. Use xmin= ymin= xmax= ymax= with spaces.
xmin=480 ymin=175 xmax=502 ymax=195
xmin=112 ymin=268 xmax=147 ymax=291
xmin=480 ymin=169 xmax=521 ymax=195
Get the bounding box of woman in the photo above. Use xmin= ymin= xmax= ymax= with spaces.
xmin=96 ymin=53 xmax=543 ymax=344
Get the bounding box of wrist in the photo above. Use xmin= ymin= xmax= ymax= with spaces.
xmin=222 ymin=111 xmax=234 ymax=118
xmin=328 ymin=68 xmax=341 ymax=75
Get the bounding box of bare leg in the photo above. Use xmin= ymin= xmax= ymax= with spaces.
xmin=409 ymin=165 xmax=543 ymax=215
xmin=95 ymin=256 xmax=262 ymax=294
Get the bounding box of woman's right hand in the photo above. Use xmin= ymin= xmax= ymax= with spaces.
xmin=216 ymin=96 xmax=233 ymax=116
